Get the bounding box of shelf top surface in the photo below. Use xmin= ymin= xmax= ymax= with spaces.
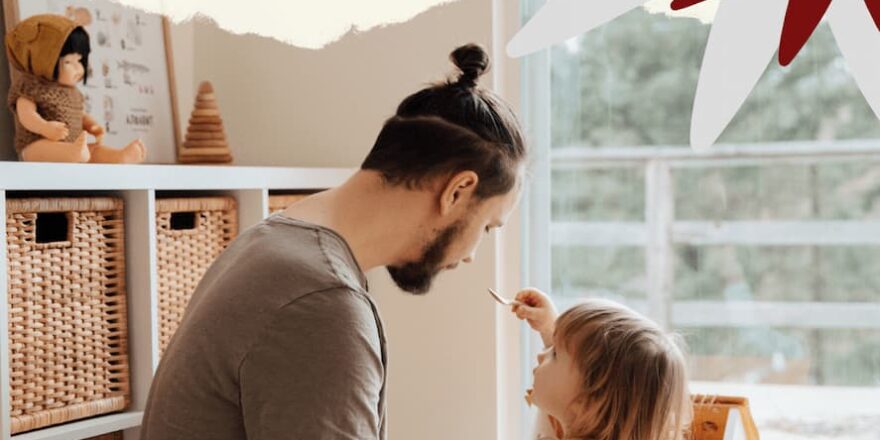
xmin=0 ymin=162 xmax=354 ymax=190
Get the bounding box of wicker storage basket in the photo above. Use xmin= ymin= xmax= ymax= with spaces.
xmin=268 ymin=194 xmax=308 ymax=214
xmin=5 ymin=197 xmax=130 ymax=434
xmin=156 ymin=197 xmax=237 ymax=354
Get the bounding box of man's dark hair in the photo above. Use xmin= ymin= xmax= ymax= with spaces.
xmin=361 ymin=44 xmax=526 ymax=199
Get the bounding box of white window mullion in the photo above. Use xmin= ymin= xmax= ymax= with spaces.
xmin=519 ymin=1 xmax=551 ymax=437
xmin=645 ymin=160 xmax=675 ymax=330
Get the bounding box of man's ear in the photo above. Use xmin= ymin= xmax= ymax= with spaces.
xmin=439 ymin=171 xmax=479 ymax=216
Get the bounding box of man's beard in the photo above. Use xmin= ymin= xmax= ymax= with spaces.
xmin=387 ymin=221 xmax=462 ymax=295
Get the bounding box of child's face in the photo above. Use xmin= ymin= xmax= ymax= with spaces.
xmin=57 ymin=53 xmax=84 ymax=86
xmin=531 ymin=344 xmax=582 ymax=423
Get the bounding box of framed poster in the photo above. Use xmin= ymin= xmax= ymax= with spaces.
xmin=3 ymin=0 xmax=181 ymax=163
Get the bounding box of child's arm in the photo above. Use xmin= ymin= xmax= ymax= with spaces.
xmin=511 ymin=288 xmax=559 ymax=347
xmin=16 ymin=97 xmax=68 ymax=141
xmin=512 ymin=289 xmax=565 ymax=439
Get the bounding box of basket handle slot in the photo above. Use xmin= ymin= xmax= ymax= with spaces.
xmin=169 ymin=211 xmax=198 ymax=230
xmin=35 ymin=212 xmax=72 ymax=244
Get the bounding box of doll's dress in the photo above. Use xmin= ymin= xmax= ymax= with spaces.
xmin=7 ymin=72 xmax=84 ymax=157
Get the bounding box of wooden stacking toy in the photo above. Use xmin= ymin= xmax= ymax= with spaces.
xmin=178 ymin=81 xmax=233 ymax=164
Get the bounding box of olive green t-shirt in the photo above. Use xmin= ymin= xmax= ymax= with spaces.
xmin=141 ymin=214 xmax=387 ymax=439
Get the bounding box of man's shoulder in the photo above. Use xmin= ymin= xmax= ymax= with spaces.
xmin=248 ymin=215 xmax=366 ymax=292
xmin=279 ymin=285 xmax=376 ymax=325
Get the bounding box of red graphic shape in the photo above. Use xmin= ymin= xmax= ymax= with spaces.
xmin=670 ymin=0 xmax=710 ymax=10
xmin=867 ymin=0 xmax=880 ymax=31
xmin=778 ymin=0 xmax=833 ymax=66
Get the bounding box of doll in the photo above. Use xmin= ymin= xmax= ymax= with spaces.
xmin=5 ymin=14 xmax=146 ymax=163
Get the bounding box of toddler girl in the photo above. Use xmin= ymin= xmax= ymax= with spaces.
xmin=512 ymin=288 xmax=692 ymax=440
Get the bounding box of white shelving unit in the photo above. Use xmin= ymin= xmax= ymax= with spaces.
xmin=0 ymin=162 xmax=354 ymax=440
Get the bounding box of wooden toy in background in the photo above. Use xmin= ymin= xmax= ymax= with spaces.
xmin=690 ymin=395 xmax=760 ymax=440
xmin=178 ymin=81 xmax=233 ymax=164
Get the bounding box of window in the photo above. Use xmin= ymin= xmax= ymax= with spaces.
xmin=521 ymin=2 xmax=880 ymax=438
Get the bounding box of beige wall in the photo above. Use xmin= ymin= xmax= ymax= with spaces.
xmin=169 ymin=21 xmax=196 ymax=149
xmin=191 ymin=0 xmax=494 ymax=169
xmin=368 ymin=244 xmax=500 ymax=440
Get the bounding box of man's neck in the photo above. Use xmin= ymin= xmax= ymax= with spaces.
xmin=282 ymin=171 xmax=431 ymax=272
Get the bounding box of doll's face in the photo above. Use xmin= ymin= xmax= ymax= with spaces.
xmin=57 ymin=53 xmax=85 ymax=86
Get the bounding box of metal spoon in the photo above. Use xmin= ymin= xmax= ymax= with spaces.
xmin=488 ymin=288 xmax=522 ymax=306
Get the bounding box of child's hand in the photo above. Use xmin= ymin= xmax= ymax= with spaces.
xmin=43 ymin=121 xmax=69 ymax=141
xmin=511 ymin=288 xmax=558 ymax=347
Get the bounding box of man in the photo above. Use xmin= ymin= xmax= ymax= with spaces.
xmin=141 ymin=43 xmax=526 ymax=439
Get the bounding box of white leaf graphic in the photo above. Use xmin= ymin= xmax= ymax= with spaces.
xmin=827 ymin=1 xmax=880 ymax=121
xmin=689 ymin=0 xmax=788 ymax=150
xmin=506 ymin=0 xmax=648 ymax=58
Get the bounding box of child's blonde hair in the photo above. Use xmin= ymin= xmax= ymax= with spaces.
xmin=554 ymin=299 xmax=691 ymax=440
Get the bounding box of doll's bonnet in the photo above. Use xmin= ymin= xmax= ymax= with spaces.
xmin=5 ymin=14 xmax=79 ymax=81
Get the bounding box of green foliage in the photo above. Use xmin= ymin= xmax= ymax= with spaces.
xmin=549 ymin=8 xmax=880 ymax=147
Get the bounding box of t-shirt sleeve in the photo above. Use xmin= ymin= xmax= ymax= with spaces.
xmin=239 ymin=287 xmax=384 ymax=439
